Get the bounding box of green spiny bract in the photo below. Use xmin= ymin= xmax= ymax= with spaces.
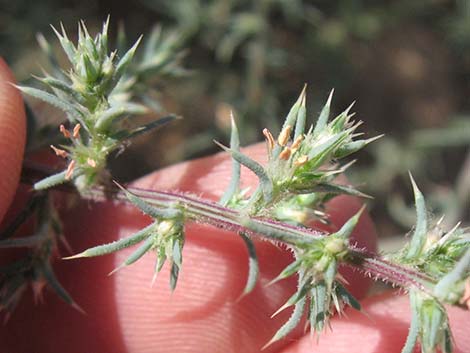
xmin=11 ymin=18 xmax=470 ymax=353
xmin=19 ymin=19 xmax=182 ymax=195
xmin=386 ymin=176 xmax=470 ymax=353
xmin=218 ymin=87 xmax=376 ymax=221
xmin=263 ymin=208 xmax=363 ymax=347
xmin=0 ymin=194 xmax=81 ymax=319
xmin=65 ymin=84 xmax=379 ymax=345
xmin=66 ymin=184 xmax=186 ymax=290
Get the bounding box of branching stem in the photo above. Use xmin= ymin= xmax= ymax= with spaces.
xmin=20 ymin=163 xmax=436 ymax=294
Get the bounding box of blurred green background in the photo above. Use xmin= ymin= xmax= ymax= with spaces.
xmin=1 ymin=0 xmax=469 ymax=240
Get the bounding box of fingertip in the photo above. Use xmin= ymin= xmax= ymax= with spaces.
xmin=133 ymin=142 xmax=267 ymax=196
xmin=279 ymin=292 xmax=470 ymax=353
xmin=0 ymin=58 xmax=26 ymax=222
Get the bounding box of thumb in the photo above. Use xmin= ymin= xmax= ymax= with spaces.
xmin=0 ymin=58 xmax=26 ymax=222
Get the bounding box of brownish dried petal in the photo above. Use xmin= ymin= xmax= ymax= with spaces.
xmin=263 ymin=128 xmax=275 ymax=153
xmin=65 ymin=160 xmax=76 ymax=180
xmin=72 ymin=123 xmax=81 ymax=139
xmin=277 ymin=125 xmax=292 ymax=146
xmin=291 ymin=135 xmax=304 ymax=150
xmin=59 ymin=124 xmax=71 ymax=138
xmin=50 ymin=145 xmax=68 ymax=158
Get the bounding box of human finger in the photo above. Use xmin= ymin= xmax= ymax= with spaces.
xmin=279 ymin=291 xmax=470 ymax=353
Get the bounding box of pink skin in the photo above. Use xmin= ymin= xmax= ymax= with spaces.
xmin=0 ymin=58 xmax=468 ymax=352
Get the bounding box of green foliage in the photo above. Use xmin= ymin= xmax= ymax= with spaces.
xmin=20 ymin=19 xmax=182 ymax=195
xmin=0 ymin=194 xmax=82 ymax=319
xmin=218 ymin=88 xmax=375 ymax=222
xmin=387 ymin=176 xmax=470 ymax=353
xmin=2 ymin=17 xmax=469 ymax=353
xmin=264 ymin=208 xmax=363 ymax=345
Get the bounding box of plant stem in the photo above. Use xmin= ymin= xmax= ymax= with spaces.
xmin=20 ymin=163 xmax=436 ymax=293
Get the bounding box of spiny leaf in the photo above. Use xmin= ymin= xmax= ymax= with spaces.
xmin=114 ymin=35 xmax=143 ymax=81
xmin=82 ymin=54 xmax=99 ymax=81
xmin=95 ymin=102 xmax=148 ymax=131
xmin=313 ymin=89 xmax=334 ymax=135
xmin=220 ymin=114 xmax=241 ymax=206
xmin=115 ymin=182 xmax=181 ymax=219
xmin=310 ymin=281 xmax=327 ymax=333
xmin=169 ymin=261 xmax=180 ymax=291
xmin=153 ymin=244 xmax=167 ymax=278
xmin=125 ymin=236 xmax=154 ymax=266
xmin=422 ymin=302 xmax=445 ymax=351
xmin=17 ymin=86 xmax=86 ymax=126
xmin=401 ymin=296 xmax=419 ymax=353
xmin=268 ymin=258 xmax=303 ymax=286
xmin=273 ymin=86 xmax=307 ymax=158
xmin=334 ymin=134 xmax=384 ymax=158
xmin=110 ymin=236 xmax=154 ymax=275
xmin=143 ymin=26 xmax=162 ymax=61
xmin=0 ymin=234 xmax=44 ymax=248
xmin=36 ymin=33 xmax=64 ymax=79
xmin=64 ymin=223 xmax=154 ymax=259
xmin=34 ymin=171 xmax=68 ymax=191
xmin=172 ymin=239 xmax=183 ymax=268
xmin=335 ymin=284 xmax=361 ymax=311
xmin=406 ymin=174 xmax=428 ymax=259
xmin=50 ymin=23 xmax=76 ymax=64
xmin=294 ymin=87 xmax=307 ymax=140
xmin=100 ymin=16 xmax=110 ymax=50
xmin=239 ymin=217 xmax=313 ymax=245
xmin=35 ymin=76 xmax=84 ymax=103
xmin=272 ymin=273 xmax=311 ymax=317
xmin=264 ymin=296 xmax=306 ymax=349
xmin=0 ymin=194 xmax=44 ymax=240
xmin=443 ymin=329 xmax=453 ymax=353
xmin=304 ymin=132 xmax=348 ymax=170
xmin=434 ymin=248 xmax=470 ymax=302
xmin=40 ymin=262 xmax=84 ymax=314
xmin=238 ymin=232 xmax=259 ymax=296
xmin=215 ymin=141 xmax=273 ymax=203
xmin=291 ymin=182 xmax=371 ymax=198
xmin=324 ymin=259 xmax=337 ymax=290
xmin=116 ymin=22 xmax=129 ymax=55
xmin=281 ymin=85 xmax=307 ymax=134
xmin=333 ymin=206 xmax=365 ymax=239
xmin=116 ymin=115 xmax=179 ymax=140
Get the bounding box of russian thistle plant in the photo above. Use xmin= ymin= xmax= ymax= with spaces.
xmin=1 ymin=19 xmax=469 ymax=353
xmin=20 ymin=18 xmax=182 ymax=194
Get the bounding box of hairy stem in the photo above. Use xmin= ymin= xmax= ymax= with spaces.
xmin=20 ymin=163 xmax=436 ymax=293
